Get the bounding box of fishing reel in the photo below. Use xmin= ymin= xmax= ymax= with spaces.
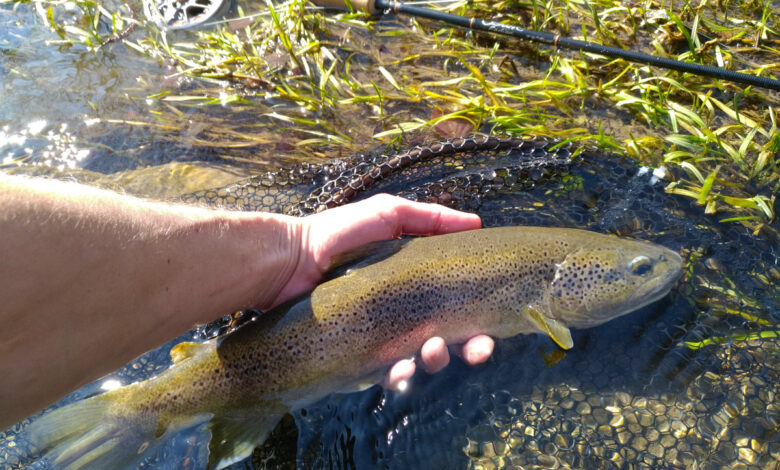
xmin=143 ymin=0 xmax=236 ymax=29
xmin=143 ymin=0 xmax=376 ymax=29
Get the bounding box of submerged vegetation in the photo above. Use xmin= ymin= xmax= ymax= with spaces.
xmin=6 ymin=0 xmax=778 ymax=226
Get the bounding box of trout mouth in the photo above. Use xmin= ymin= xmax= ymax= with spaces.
xmin=628 ymin=249 xmax=683 ymax=313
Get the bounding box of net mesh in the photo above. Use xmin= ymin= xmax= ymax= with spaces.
xmin=217 ymin=135 xmax=777 ymax=470
xmin=2 ymin=135 xmax=776 ymax=470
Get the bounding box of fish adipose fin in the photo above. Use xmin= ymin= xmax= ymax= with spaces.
xmin=206 ymin=412 xmax=285 ymax=470
xmin=524 ymin=305 xmax=574 ymax=350
xmin=170 ymin=341 xmax=207 ymax=363
xmin=25 ymin=389 xmax=150 ymax=470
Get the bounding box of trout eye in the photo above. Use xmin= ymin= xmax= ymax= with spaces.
xmin=629 ymin=256 xmax=653 ymax=276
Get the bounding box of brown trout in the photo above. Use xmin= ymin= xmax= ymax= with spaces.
xmin=27 ymin=226 xmax=682 ymax=469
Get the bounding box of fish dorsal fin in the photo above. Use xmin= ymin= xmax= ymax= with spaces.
xmin=323 ymin=238 xmax=411 ymax=281
xmin=524 ymin=305 xmax=574 ymax=350
xmin=170 ymin=342 xmax=205 ymax=363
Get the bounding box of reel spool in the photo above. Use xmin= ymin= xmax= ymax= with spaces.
xmin=143 ymin=0 xmax=235 ymax=29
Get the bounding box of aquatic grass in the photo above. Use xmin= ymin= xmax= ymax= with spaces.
xmin=683 ymin=330 xmax=780 ymax=350
xmin=25 ymin=0 xmax=138 ymax=49
xmin=678 ymin=238 xmax=780 ymax=352
xmin=15 ymin=0 xmax=780 ymax=223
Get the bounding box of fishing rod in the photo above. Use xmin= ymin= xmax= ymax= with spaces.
xmin=314 ymin=0 xmax=780 ymax=92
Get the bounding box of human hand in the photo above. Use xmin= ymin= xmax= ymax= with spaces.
xmin=382 ymin=335 xmax=495 ymax=391
xmin=271 ymin=194 xmax=495 ymax=390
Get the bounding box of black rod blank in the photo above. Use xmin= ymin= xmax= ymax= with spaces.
xmin=371 ymin=0 xmax=780 ymax=92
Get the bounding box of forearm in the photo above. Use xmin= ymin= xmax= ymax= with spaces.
xmin=0 ymin=174 xmax=302 ymax=427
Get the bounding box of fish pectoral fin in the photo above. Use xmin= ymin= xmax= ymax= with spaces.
xmin=335 ymin=369 xmax=386 ymax=394
xmin=206 ymin=411 xmax=286 ymax=470
xmin=523 ymin=305 xmax=574 ymax=350
xmin=170 ymin=341 xmax=207 ymax=363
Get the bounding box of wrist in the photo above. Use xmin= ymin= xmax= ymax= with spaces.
xmin=206 ymin=210 xmax=305 ymax=313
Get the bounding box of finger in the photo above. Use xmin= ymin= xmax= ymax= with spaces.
xmin=458 ymin=335 xmax=494 ymax=365
xmin=381 ymin=358 xmax=416 ymax=391
xmin=420 ymin=336 xmax=449 ymax=374
xmin=389 ymin=195 xmax=482 ymax=235
xmin=314 ymin=194 xmax=481 ymax=258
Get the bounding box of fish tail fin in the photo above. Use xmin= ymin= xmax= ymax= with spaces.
xmin=27 ymin=385 xmax=287 ymax=469
xmin=205 ymin=411 xmax=286 ymax=470
xmin=25 ymin=386 xmax=154 ymax=470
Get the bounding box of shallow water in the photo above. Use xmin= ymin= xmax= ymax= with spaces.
xmin=1 ymin=2 xmax=152 ymax=169
xmin=0 ymin=2 xmax=778 ymax=469
xmin=2 ymin=139 xmax=778 ymax=469
xmin=2 ymin=0 xmax=293 ymax=178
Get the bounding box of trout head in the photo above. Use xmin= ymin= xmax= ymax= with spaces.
xmin=546 ymin=237 xmax=683 ymax=329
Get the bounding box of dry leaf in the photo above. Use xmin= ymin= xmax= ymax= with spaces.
xmin=431 ymin=108 xmax=474 ymax=139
